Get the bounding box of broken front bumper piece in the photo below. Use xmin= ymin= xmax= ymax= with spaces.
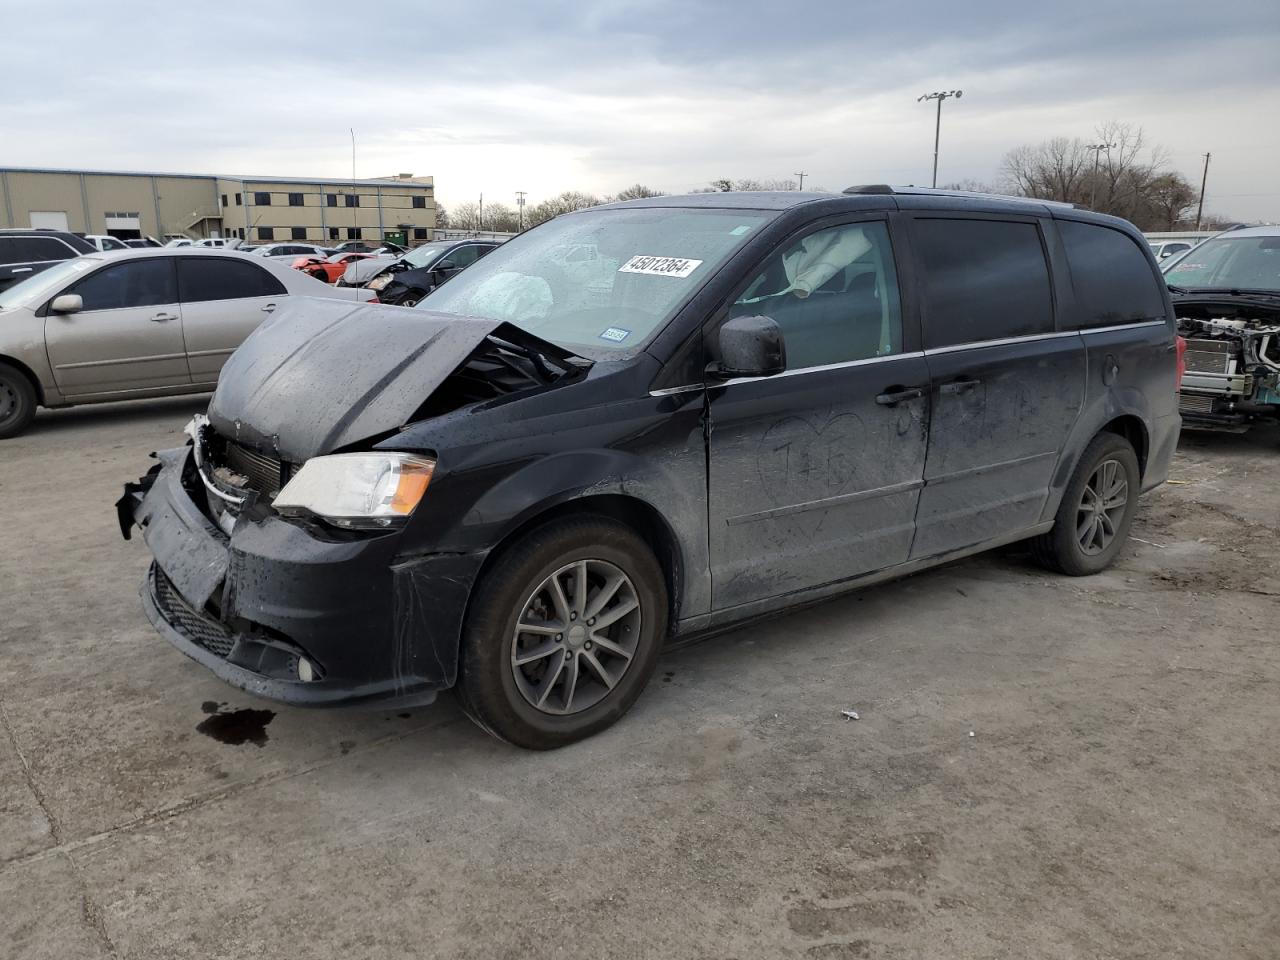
xmin=117 ymin=446 xmax=483 ymax=708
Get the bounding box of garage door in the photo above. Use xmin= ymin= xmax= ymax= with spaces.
xmin=30 ymin=211 xmax=70 ymax=231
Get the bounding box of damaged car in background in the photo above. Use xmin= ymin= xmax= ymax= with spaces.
xmin=1163 ymin=226 xmax=1280 ymax=431
xmin=117 ymin=188 xmax=1180 ymax=749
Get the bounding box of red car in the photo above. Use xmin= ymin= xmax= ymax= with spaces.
xmin=291 ymin=252 xmax=374 ymax=284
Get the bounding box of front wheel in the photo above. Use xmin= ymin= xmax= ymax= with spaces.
xmin=0 ymin=362 xmax=38 ymax=439
xmin=1032 ymin=432 xmax=1140 ymax=576
xmin=456 ymin=517 xmax=668 ymax=749
xmin=396 ymin=288 xmax=426 ymax=307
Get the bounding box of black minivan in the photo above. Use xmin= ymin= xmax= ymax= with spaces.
xmin=119 ymin=187 xmax=1182 ymax=748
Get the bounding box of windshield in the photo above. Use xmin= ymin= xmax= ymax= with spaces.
xmin=418 ymin=207 xmax=771 ymax=353
xmin=0 ymin=257 xmax=98 ymax=310
xmin=403 ymin=244 xmax=450 ymax=269
xmin=1163 ymin=235 xmax=1280 ymax=293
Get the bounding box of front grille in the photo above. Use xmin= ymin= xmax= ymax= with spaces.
xmin=1178 ymin=392 xmax=1216 ymax=414
xmin=152 ymin=566 xmax=235 ymax=658
xmin=1184 ymin=339 xmax=1234 ymax=374
xmin=222 ymin=442 xmax=286 ymax=498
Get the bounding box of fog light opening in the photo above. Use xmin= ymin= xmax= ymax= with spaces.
xmin=297 ymin=657 xmax=316 ymax=682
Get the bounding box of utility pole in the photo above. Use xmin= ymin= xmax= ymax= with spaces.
xmin=515 ymin=191 xmax=527 ymax=231
xmin=1086 ymin=141 xmax=1115 ymax=210
xmin=1194 ymin=152 xmax=1212 ymax=231
xmin=478 ymin=193 xmax=483 ymax=233
xmin=794 ymin=172 xmax=807 ymax=191
xmin=350 ymin=128 xmax=357 ymax=239
xmin=917 ymin=90 xmax=962 ymax=188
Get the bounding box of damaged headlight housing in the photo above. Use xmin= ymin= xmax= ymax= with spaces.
xmin=273 ymin=453 xmax=435 ymax=528
xmin=367 ymin=274 xmax=393 ymax=291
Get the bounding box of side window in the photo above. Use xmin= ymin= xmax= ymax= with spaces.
xmin=914 ymin=218 xmax=1054 ymax=348
xmin=1059 ymin=220 xmax=1165 ymax=328
xmin=447 ymin=245 xmax=481 ymax=268
xmin=70 ymin=259 xmax=176 ymax=310
xmin=177 ymin=258 xmax=287 ymax=303
xmin=22 ymin=237 xmax=79 ymax=262
xmin=728 ymin=220 xmax=904 ymax=369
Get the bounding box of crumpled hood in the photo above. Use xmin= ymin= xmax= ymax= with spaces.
xmin=208 ymin=298 xmax=503 ymax=462
xmin=342 ymin=257 xmax=394 ymax=285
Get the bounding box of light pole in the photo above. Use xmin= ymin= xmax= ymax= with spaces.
xmin=917 ymin=90 xmax=962 ymax=188
xmin=1086 ymin=141 xmax=1115 ymax=210
xmin=1194 ymin=152 xmax=1212 ymax=231
xmin=516 ymin=190 xmax=527 ymax=231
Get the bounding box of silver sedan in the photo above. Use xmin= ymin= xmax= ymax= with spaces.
xmin=0 ymin=248 xmax=375 ymax=438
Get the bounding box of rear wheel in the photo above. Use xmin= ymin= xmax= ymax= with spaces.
xmin=1032 ymin=432 xmax=1140 ymax=576
xmin=0 ymin=362 xmax=37 ymax=439
xmin=456 ymin=517 xmax=667 ymax=749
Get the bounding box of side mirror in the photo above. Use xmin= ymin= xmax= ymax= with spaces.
xmin=434 ymin=259 xmax=457 ymax=274
xmin=709 ymin=315 xmax=786 ymax=380
xmin=51 ymin=293 xmax=83 ymax=314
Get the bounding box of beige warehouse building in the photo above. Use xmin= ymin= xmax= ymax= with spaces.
xmin=0 ymin=167 xmax=437 ymax=246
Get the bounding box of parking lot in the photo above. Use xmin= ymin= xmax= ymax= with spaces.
xmin=1 ymin=398 xmax=1277 ymax=959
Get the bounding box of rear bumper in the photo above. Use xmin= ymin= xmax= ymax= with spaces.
xmin=119 ymin=446 xmax=483 ymax=708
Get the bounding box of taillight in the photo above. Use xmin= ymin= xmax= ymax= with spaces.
xmin=1175 ymin=335 xmax=1187 ymax=390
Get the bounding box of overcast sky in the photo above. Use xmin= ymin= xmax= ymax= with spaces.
xmin=6 ymin=1 xmax=1279 ymax=220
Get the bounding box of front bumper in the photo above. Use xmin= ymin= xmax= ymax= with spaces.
xmin=118 ymin=446 xmax=483 ymax=708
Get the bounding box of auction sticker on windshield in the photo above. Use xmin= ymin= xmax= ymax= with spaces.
xmin=618 ymin=255 xmax=703 ymax=278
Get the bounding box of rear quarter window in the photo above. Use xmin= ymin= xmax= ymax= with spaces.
xmin=914 ymin=218 xmax=1054 ymax=348
xmin=1059 ymin=220 xmax=1165 ymax=328
xmin=177 ymin=257 xmax=287 ymax=302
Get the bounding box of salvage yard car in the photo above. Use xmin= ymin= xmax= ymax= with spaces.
xmin=0 ymin=248 xmax=375 ymax=437
xmin=1163 ymin=225 xmax=1280 ymax=431
xmin=117 ymin=188 xmax=1181 ymax=749
xmin=347 ymin=238 xmax=503 ymax=306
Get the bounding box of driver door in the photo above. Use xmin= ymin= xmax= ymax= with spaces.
xmin=705 ymin=215 xmax=931 ymax=611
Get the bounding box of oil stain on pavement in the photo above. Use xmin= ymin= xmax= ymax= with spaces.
xmin=196 ymin=701 xmax=275 ymax=747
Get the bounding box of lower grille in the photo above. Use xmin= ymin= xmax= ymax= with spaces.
xmin=152 ymin=567 xmax=235 ymax=658
xmin=1184 ymin=339 xmax=1234 ymax=375
xmin=1178 ymin=392 xmax=1216 ymax=414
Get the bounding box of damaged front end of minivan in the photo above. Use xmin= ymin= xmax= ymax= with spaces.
xmin=1174 ymin=296 xmax=1280 ymax=429
xmin=117 ymin=299 xmax=591 ymax=707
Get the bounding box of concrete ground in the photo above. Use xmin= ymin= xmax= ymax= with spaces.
xmin=2 ymin=396 xmax=1278 ymax=960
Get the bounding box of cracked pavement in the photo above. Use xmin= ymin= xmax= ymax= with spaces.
xmin=2 ymin=396 xmax=1278 ymax=959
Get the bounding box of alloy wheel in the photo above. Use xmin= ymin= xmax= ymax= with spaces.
xmin=510 ymin=559 xmax=642 ymax=716
xmin=1077 ymin=458 xmax=1128 ymax=555
xmin=0 ymin=378 xmax=17 ymax=424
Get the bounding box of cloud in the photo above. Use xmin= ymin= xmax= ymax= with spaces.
xmin=4 ymin=0 xmax=1278 ymax=219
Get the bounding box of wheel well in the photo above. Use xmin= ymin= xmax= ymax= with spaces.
xmin=1100 ymin=415 xmax=1149 ymax=478
xmin=0 ymin=354 xmax=45 ymax=406
xmin=472 ymin=494 xmax=684 ymax=636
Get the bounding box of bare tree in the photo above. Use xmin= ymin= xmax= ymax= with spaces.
xmin=1000 ymin=122 xmax=1199 ymax=231
xmin=434 ymin=203 xmax=450 ymax=229
xmin=449 ymin=201 xmax=481 ymax=230
xmin=612 ymin=184 xmax=665 ymax=201
xmin=1144 ymin=172 xmax=1199 ymax=231
xmin=479 ymin=202 xmax=520 ymax=232
xmin=938 ymin=178 xmax=1000 ymax=194
xmin=525 ymin=191 xmax=603 ymax=227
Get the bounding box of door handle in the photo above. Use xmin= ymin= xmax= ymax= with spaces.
xmin=11 ymin=267 xmax=33 ymax=273
xmin=939 ymin=377 xmax=981 ymax=396
xmin=875 ymin=386 xmax=926 ymax=406
xmin=150 ymin=312 xmax=178 ymax=322
xmin=261 ymin=303 xmax=276 ymax=313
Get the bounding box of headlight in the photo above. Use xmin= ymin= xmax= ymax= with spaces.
xmin=367 ymin=274 xmax=393 ymax=291
xmin=273 ymin=453 xmax=435 ymax=528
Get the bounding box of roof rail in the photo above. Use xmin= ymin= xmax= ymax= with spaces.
xmin=842 ymin=184 xmax=895 ymax=195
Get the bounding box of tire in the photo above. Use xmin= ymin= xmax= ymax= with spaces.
xmin=0 ymin=362 xmax=38 ymax=439
xmin=309 ymin=270 xmax=329 ymax=283
xmin=397 ymin=288 xmax=426 ymax=307
xmin=1031 ymin=432 xmax=1140 ymax=576
xmin=456 ymin=516 xmax=668 ymax=749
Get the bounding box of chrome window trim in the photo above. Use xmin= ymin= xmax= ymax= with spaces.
xmin=1076 ymin=319 xmax=1167 ymax=335
xmin=923 ymin=330 xmax=1078 ymax=355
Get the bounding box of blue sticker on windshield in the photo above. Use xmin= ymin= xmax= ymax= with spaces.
xmin=599 ymin=327 xmax=631 ymax=343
